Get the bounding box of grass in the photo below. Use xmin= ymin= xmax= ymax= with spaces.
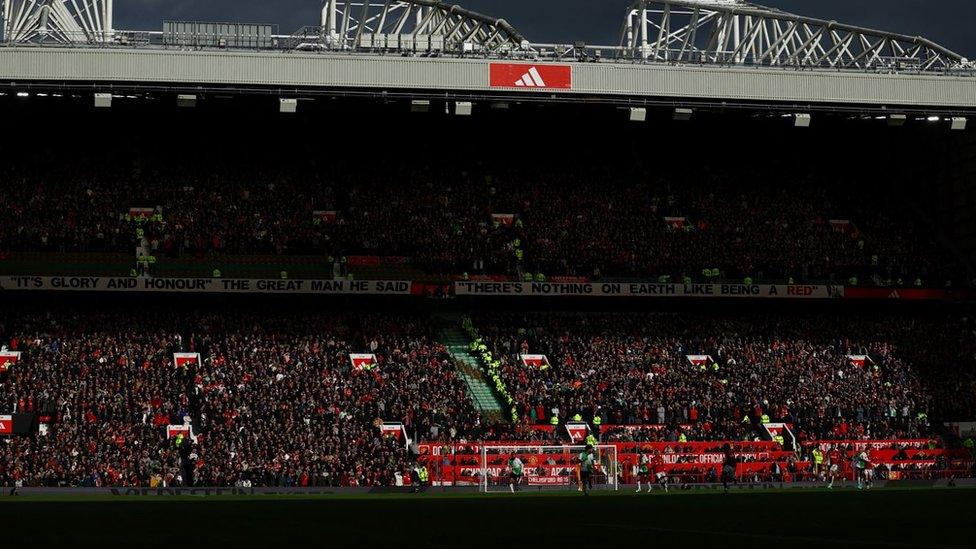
xmin=3 ymin=487 xmax=973 ymax=547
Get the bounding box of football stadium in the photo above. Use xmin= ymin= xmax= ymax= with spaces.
xmin=1 ymin=0 xmax=976 ymax=546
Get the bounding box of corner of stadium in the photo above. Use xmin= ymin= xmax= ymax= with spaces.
xmin=1 ymin=0 xmax=975 ymax=546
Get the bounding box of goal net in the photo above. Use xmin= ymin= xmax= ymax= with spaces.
xmin=480 ymin=445 xmax=619 ymax=492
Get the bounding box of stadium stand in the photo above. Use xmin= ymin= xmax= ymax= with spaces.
xmin=1 ymin=305 xmax=974 ymax=487
xmin=0 ymin=307 xmax=485 ymax=487
xmin=0 ymin=144 xmax=968 ymax=287
xmin=472 ymin=311 xmax=976 ymax=440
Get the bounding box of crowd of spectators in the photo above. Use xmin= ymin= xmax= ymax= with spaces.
xmin=1 ymin=306 xmax=974 ymax=486
xmin=0 ymin=149 xmax=965 ymax=286
xmin=476 ymin=312 xmax=976 ymax=442
xmin=0 ymin=307 xmax=482 ymax=487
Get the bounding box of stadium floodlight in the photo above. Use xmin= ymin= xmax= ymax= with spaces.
xmin=479 ymin=445 xmax=619 ymax=493
xmin=887 ymin=114 xmax=907 ymax=127
xmin=279 ymin=98 xmax=298 ymax=114
xmin=673 ymin=108 xmax=693 ymax=121
xmin=794 ymin=113 xmax=811 ymax=128
xmin=629 ymin=107 xmax=647 ymax=122
xmin=16 ymin=91 xmax=29 ymax=98
xmin=927 ymin=115 xmax=941 ymax=122
xmin=94 ymin=93 xmax=112 ymax=108
xmin=410 ymin=99 xmax=430 ymax=113
xmin=177 ymin=94 xmax=197 ymax=108
xmin=455 ymin=101 xmax=473 ymax=116
xmin=951 ymin=117 xmax=967 ymax=131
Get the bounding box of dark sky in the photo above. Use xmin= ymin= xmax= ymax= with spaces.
xmin=117 ymin=1 xmax=976 ymax=57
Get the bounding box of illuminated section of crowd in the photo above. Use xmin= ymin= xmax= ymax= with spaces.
xmin=1 ymin=308 xmax=973 ymax=487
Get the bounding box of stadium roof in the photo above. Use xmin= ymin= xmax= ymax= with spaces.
xmin=2 ymin=0 xmax=976 ymax=111
xmin=2 ymin=0 xmax=971 ymax=72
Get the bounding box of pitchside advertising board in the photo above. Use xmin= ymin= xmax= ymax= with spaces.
xmin=455 ymin=281 xmax=844 ymax=298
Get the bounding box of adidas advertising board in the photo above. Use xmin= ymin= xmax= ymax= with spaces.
xmin=490 ymin=63 xmax=572 ymax=89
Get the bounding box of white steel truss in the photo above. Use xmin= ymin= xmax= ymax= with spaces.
xmin=2 ymin=0 xmax=113 ymax=43
xmin=303 ymin=0 xmax=525 ymax=53
xmin=619 ymin=0 xmax=968 ymax=72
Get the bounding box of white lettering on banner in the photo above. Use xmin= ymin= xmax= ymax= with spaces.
xmin=807 ymin=440 xmax=929 ymax=452
xmin=1 ymin=276 xmax=413 ymax=296
xmin=661 ymin=452 xmax=775 ymax=464
xmin=454 ymin=282 xmax=843 ymax=299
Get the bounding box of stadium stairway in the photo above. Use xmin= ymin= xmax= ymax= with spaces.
xmin=435 ymin=314 xmax=507 ymax=423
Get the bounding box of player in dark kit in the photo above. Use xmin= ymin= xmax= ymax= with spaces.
xmin=721 ymin=443 xmax=737 ymax=493
xmin=579 ymin=445 xmax=596 ymax=495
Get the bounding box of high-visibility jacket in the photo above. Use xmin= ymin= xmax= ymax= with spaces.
xmin=813 ymin=449 xmax=824 ymax=465
xmin=592 ymin=416 xmax=602 ymax=426
xmin=419 ymin=467 xmax=429 ymax=482
xmin=550 ymin=416 xmax=559 ymax=426
xmin=678 ymin=433 xmax=687 ymax=443
xmin=572 ymin=414 xmax=582 ymax=422
xmin=760 ymin=414 xmax=770 ymax=424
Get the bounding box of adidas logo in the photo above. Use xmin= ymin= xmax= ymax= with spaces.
xmin=514 ymin=67 xmax=547 ymax=87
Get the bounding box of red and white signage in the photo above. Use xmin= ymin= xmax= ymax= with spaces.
xmin=379 ymin=422 xmax=408 ymax=448
xmin=526 ymin=475 xmax=569 ymax=486
xmin=829 ymin=219 xmax=854 ymax=234
xmin=846 ymin=355 xmax=873 ymax=368
xmin=491 ymin=213 xmax=516 ymax=227
xmin=380 ymin=422 xmax=405 ymax=439
xmin=166 ymin=424 xmax=195 ymax=442
xmin=490 ymin=63 xmax=572 ymax=89
xmin=664 ymin=216 xmax=688 ymax=229
xmin=0 ymin=351 xmax=21 ymax=375
xmin=313 ymin=210 xmax=338 ymax=224
xmin=520 ymin=354 xmax=550 ymax=370
xmin=686 ymin=355 xmax=714 ymax=366
xmin=565 ymin=422 xmax=590 ymax=443
xmin=0 ymin=415 xmax=12 ymax=435
xmin=350 ymin=353 xmax=378 ymax=371
xmin=173 ymin=353 xmax=200 ymax=369
xmin=129 ymin=207 xmax=155 ymax=220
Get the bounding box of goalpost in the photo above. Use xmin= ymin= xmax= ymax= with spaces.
xmin=480 ymin=445 xmax=619 ymax=492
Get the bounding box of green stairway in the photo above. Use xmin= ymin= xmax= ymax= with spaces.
xmin=435 ymin=315 xmax=507 ymax=423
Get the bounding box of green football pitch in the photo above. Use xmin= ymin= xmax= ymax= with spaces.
xmin=2 ymin=487 xmax=973 ymax=548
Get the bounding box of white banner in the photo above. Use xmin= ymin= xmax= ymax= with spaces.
xmin=0 ymin=276 xmax=413 ymax=295
xmin=455 ymin=281 xmax=843 ymax=299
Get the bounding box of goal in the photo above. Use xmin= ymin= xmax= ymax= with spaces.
xmin=479 ymin=444 xmax=619 ymax=492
